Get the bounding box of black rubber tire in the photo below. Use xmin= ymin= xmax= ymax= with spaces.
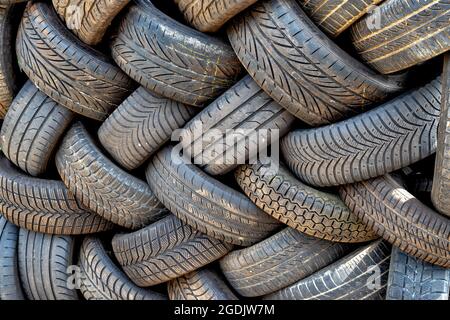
xmin=351 ymin=0 xmax=450 ymax=74
xmin=339 ymin=174 xmax=450 ymax=268
xmin=227 ymin=0 xmax=405 ymax=126
xmin=79 ymin=236 xmax=167 ymax=300
xmin=0 ymin=216 xmax=24 ymax=300
xmin=265 ymin=240 xmax=391 ymax=300
xmin=56 ymin=122 xmax=166 ymax=230
xmin=0 ymin=81 xmax=74 ymax=176
xmin=168 ymin=268 xmax=238 ymax=300
xmin=0 ymin=155 xmax=113 ymax=235
xmin=220 ymin=227 xmax=352 ymax=297
xmin=110 ymin=0 xmax=243 ymax=107
xmin=18 ymin=229 xmax=79 ymax=300
xmin=235 ymin=163 xmax=377 ymax=243
xmin=98 ymin=87 xmax=197 ymax=171
xmin=146 ymin=146 xmax=280 ymax=246
xmin=386 ymin=246 xmax=450 ymax=300
xmin=179 ymin=75 xmax=295 ymax=176
xmin=282 ymin=76 xmax=441 ymax=187
xmin=16 ymin=2 xmax=135 ymax=121
xmin=112 ymin=215 xmax=233 ymax=287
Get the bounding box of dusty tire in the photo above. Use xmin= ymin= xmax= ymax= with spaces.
xmin=220 ymin=227 xmax=352 ymax=297
xmin=98 ymin=87 xmax=197 ymax=171
xmin=174 ymin=0 xmax=258 ymax=32
xmin=168 ymin=268 xmax=238 ymax=300
xmin=112 ymin=215 xmax=233 ymax=287
xmin=235 ymin=163 xmax=377 ymax=243
xmin=146 ymin=146 xmax=280 ymax=246
xmin=265 ymin=240 xmax=391 ymax=300
xmin=351 ymin=0 xmax=450 ymax=74
xmin=16 ymin=2 xmax=135 ymax=121
xmin=53 ymin=0 xmax=131 ymax=45
xmin=110 ymin=0 xmax=243 ymax=107
xmin=282 ymin=76 xmax=441 ymax=187
xmin=56 ymin=122 xmax=166 ymax=230
xmin=227 ymin=0 xmax=405 ymax=126
xmin=179 ymin=75 xmax=295 ymax=176
xmin=79 ymin=236 xmax=167 ymax=300
xmin=0 ymin=81 xmax=74 ymax=176
xmin=339 ymin=174 xmax=450 ymax=268
xmin=386 ymin=246 xmax=450 ymax=300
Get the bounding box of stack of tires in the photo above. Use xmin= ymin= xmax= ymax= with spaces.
xmin=0 ymin=0 xmax=449 ymax=301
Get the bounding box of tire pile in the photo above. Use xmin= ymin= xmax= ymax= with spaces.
xmin=0 ymin=0 xmax=449 ymax=301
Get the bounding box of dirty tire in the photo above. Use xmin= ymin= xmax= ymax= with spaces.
xmin=180 ymin=75 xmax=295 ymax=176
xmin=56 ymin=122 xmax=166 ymax=230
xmin=112 ymin=215 xmax=233 ymax=287
xmin=265 ymin=240 xmax=391 ymax=300
xmin=0 ymin=81 xmax=74 ymax=176
xmin=220 ymin=227 xmax=352 ymax=297
xmin=79 ymin=236 xmax=167 ymax=300
xmin=16 ymin=2 xmax=135 ymax=121
xmin=174 ymin=0 xmax=258 ymax=32
xmin=235 ymin=163 xmax=377 ymax=243
xmin=168 ymin=268 xmax=238 ymax=300
xmin=282 ymin=76 xmax=441 ymax=187
xmin=18 ymin=229 xmax=79 ymax=300
xmin=53 ymin=0 xmax=131 ymax=45
xmin=340 ymin=174 xmax=450 ymax=268
xmin=386 ymin=246 xmax=450 ymax=300
xmin=227 ymin=0 xmax=405 ymax=126
xmin=146 ymin=146 xmax=280 ymax=246
xmin=111 ymin=0 xmax=243 ymax=107
xmin=98 ymin=87 xmax=197 ymax=170
xmin=351 ymin=0 xmax=450 ymax=74
xmin=0 ymin=216 xmax=24 ymax=300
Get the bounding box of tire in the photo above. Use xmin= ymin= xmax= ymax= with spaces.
xmin=112 ymin=215 xmax=233 ymax=287
xmin=174 ymin=0 xmax=258 ymax=32
xmin=52 ymin=0 xmax=131 ymax=45
xmin=168 ymin=268 xmax=238 ymax=300
xmin=227 ymin=0 xmax=405 ymax=126
xmin=0 ymin=81 xmax=74 ymax=176
xmin=220 ymin=227 xmax=352 ymax=297
xmin=265 ymin=240 xmax=391 ymax=300
xmin=179 ymin=75 xmax=295 ymax=176
xmin=282 ymin=76 xmax=441 ymax=187
xmin=339 ymin=174 xmax=450 ymax=268
xmin=110 ymin=0 xmax=243 ymax=107
xmin=235 ymin=163 xmax=377 ymax=243
xmin=18 ymin=229 xmax=79 ymax=300
xmin=0 ymin=216 xmax=24 ymax=300
xmin=56 ymin=122 xmax=166 ymax=230
xmin=0 ymin=155 xmax=113 ymax=235
xmin=386 ymin=246 xmax=450 ymax=300
xmin=297 ymin=0 xmax=384 ymax=37
xmin=146 ymin=146 xmax=280 ymax=246
xmin=79 ymin=236 xmax=167 ymax=300
xmin=16 ymin=2 xmax=135 ymax=121
xmin=98 ymin=87 xmax=197 ymax=171
xmin=351 ymin=0 xmax=450 ymax=74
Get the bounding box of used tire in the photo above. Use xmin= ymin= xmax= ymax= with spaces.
xmin=339 ymin=174 xmax=450 ymax=268
xmin=282 ymin=76 xmax=441 ymax=187
xmin=227 ymin=0 xmax=405 ymax=126
xmin=16 ymin=2 xmax=135 ymax=121
xmin=220 ymin=227 xmax=352 ymax=297
xmin=0 ymin=81 xmax=74 ymax=176
xmin=56 ymin=122 xmax=166 ymax=230
xmin=112 ymin=215 xmax=233 ymax=287
xmin=111 ymin=0 xmax=243 ymax=107
xmin=98 ymin=87 xmax=197 ymax=171
xmin=351 ymin=0 xmax=450 ymax=74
